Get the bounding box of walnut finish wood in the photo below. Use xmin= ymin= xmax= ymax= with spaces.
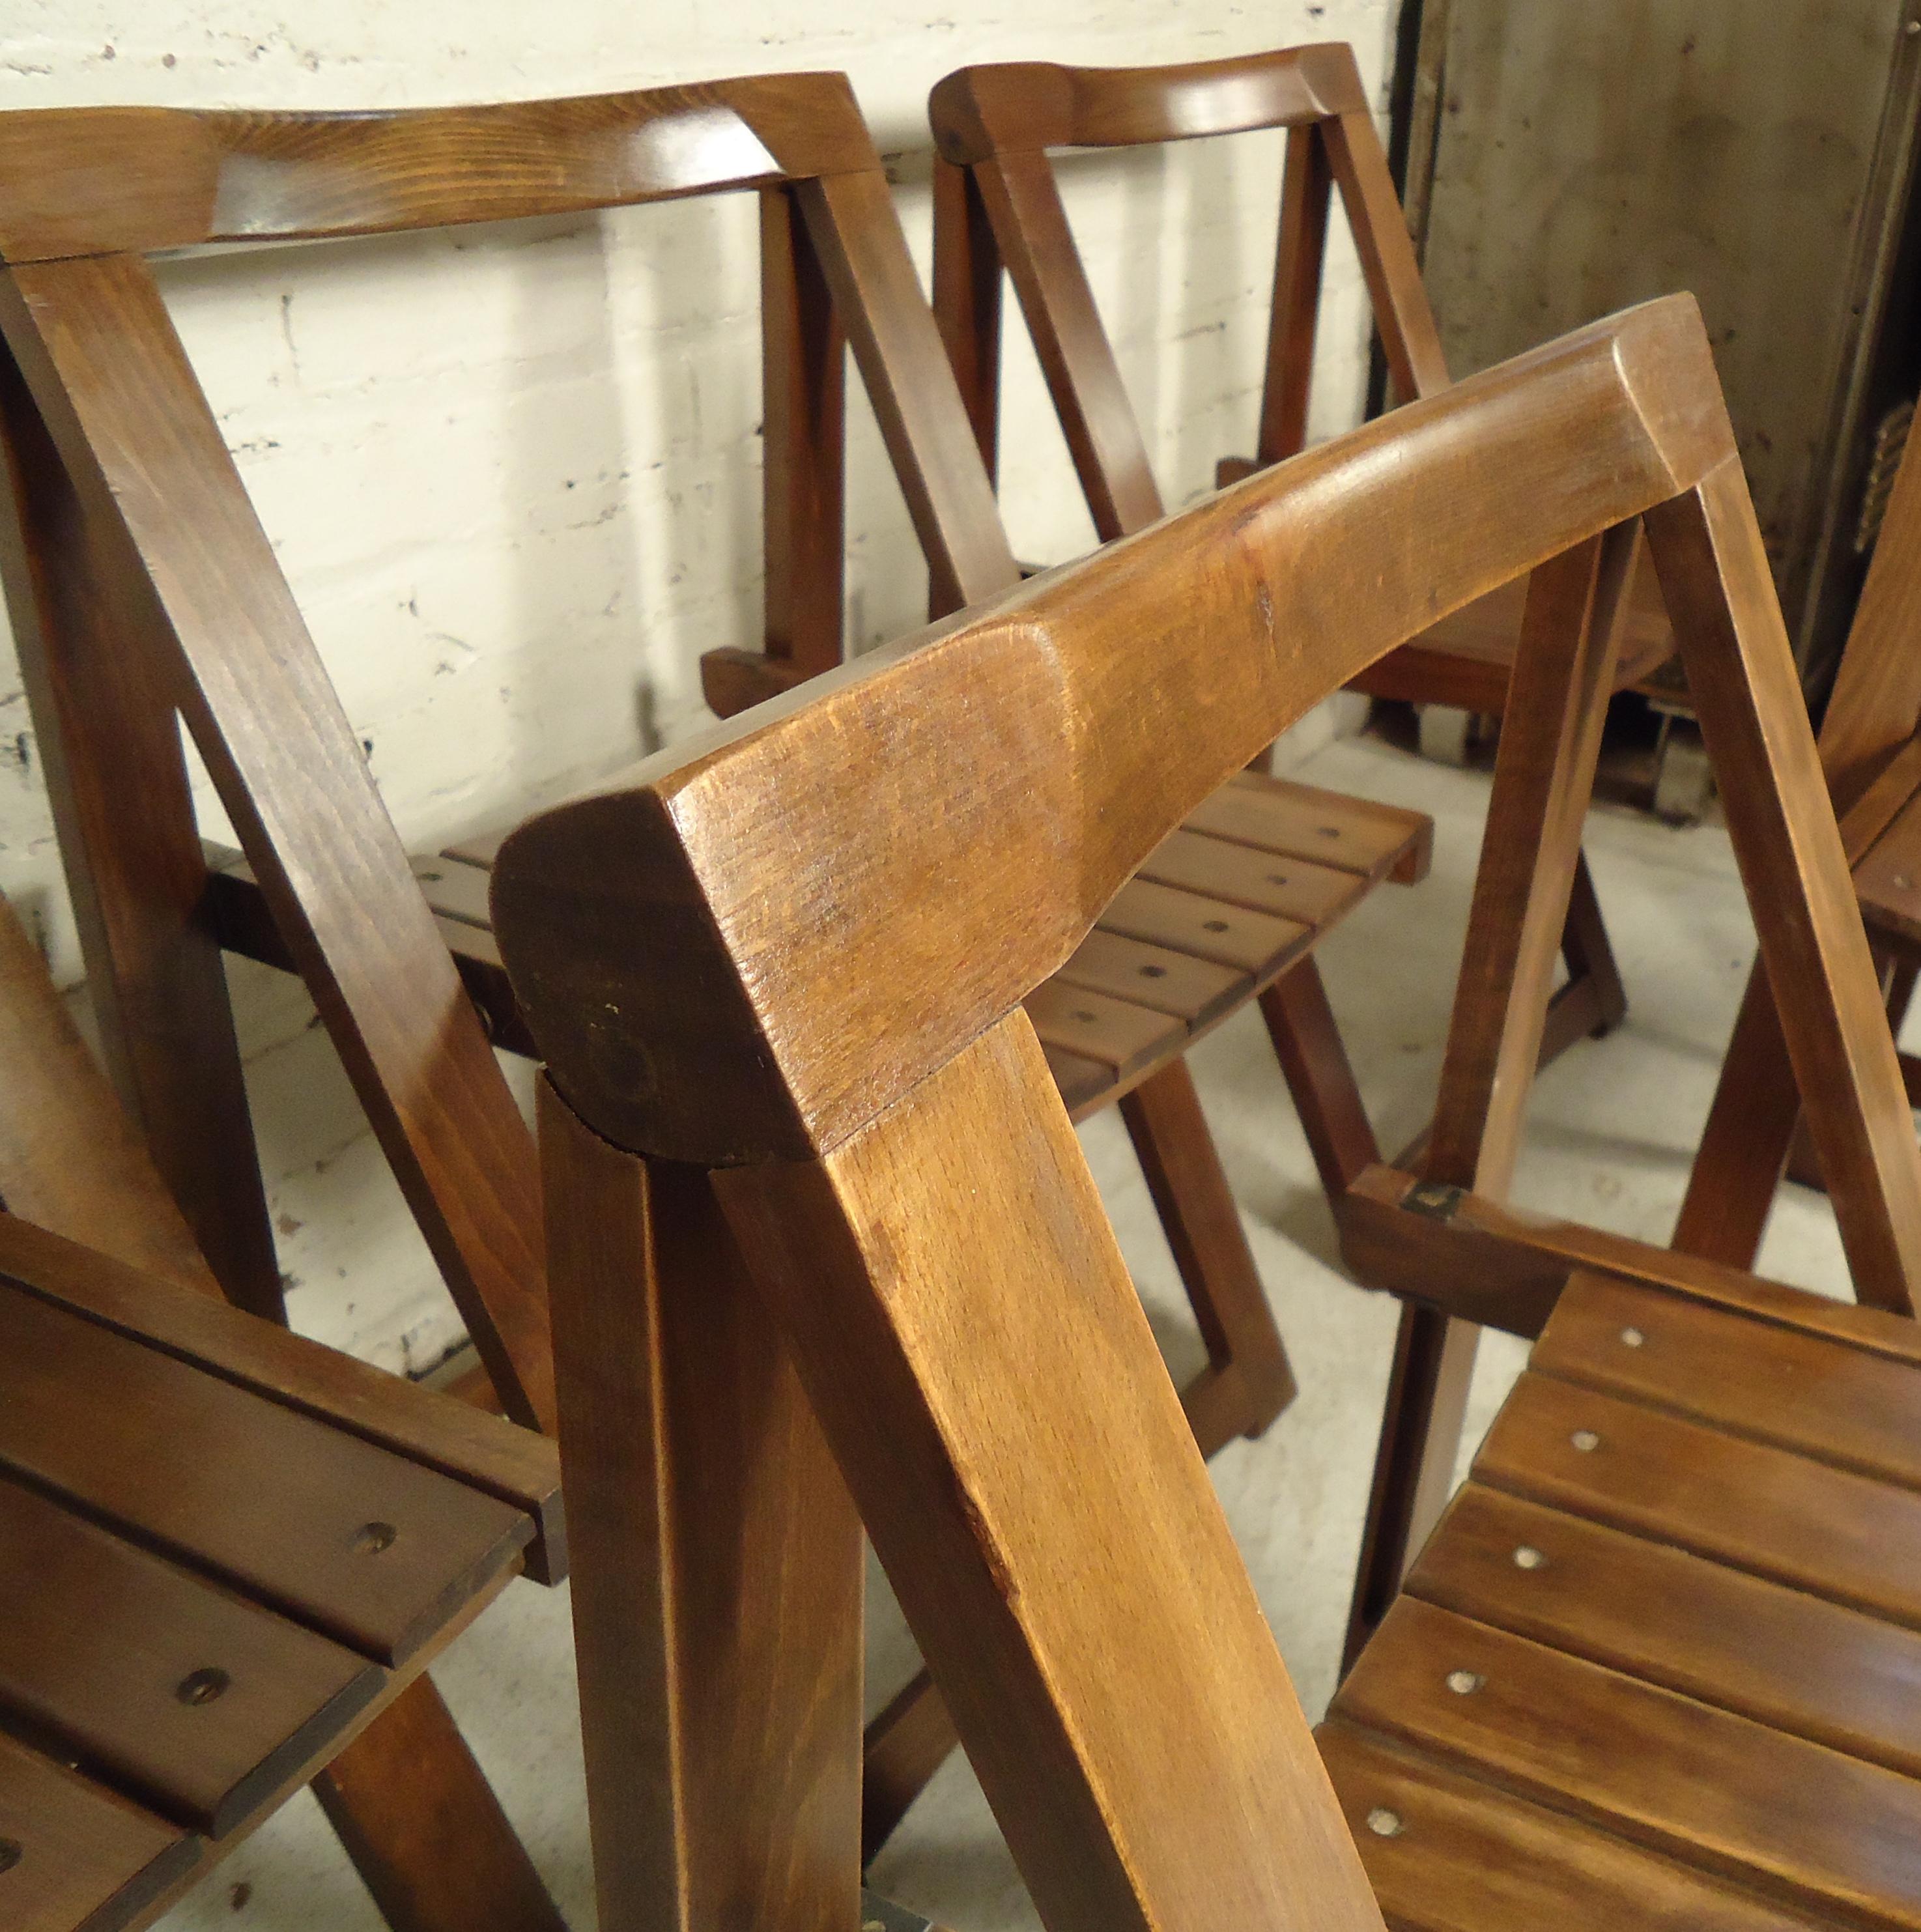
xmin=1679 ymin=414 xmax=1921 ymax=1272
xmin=0 ymin=1283 xmax=532 ymax=1666
xmin=0 ymin=894 xmax=216 ymax=1300
xmin=930 ymin=38 xmax=1639 ymax=1159
xmin=502 ymin=301 xmax=1921 ymax=1931
xmin=0 ymin=892 xmax=563 ymax=1928
xmin=0 ymin=324 xmax=283 ymax=1323
xmin=1345 ymin=526 xmax=1640 ymax=1655
xmin=0 ymin=1731 xmax=197 ymax=1932
xmin=539 ymin=1077 xmax=862 ymax=1932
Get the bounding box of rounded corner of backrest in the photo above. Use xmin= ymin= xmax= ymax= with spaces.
xmin=0 ymin=104 xmax=228 ymax=260
xmin=1608 ymin=291 xmax=1737 ymax=494
xmin=929 ymin=63 xmax=1072 ymax=163
xmin=1294 ymin=40 xmax=1371 ymax=119
xmin=726 ymin=68 xmax=881 ymax=180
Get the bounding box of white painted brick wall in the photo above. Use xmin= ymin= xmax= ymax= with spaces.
xmin=0 ymin=0 xmax=1396 ymax=1371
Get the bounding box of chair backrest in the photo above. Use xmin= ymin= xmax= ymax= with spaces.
xmin=928 ymin=41 xmax=1448 ymax=544
xmin=492 ymin=294 xmax=1921 ymax=1932
xmin=0 ymin=74 xmax=1016 ymax=1430
xmin=1809 ymin=411 xmax=1921 ymax=815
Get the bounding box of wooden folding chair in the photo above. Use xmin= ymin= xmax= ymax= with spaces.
xmin=492 ymin=292 xmax=1921 ymax=1932
xmin=928 ymin=40 xmax=1674 ymax=1073
xmin=0 ymin=78 xmax=1437 ymax=1852
xmin=1673 ymin=414 xmax=1921 ymax=1272
xmin=0 ymin=888 xmax=564 ymax=1932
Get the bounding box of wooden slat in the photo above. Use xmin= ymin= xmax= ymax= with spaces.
xmin=0 ymin=1215 xmax=562 ymax=1584
xmin=412 ymin=856 xmax=493 ymax=930
xmin=1191 ymin=774 xmax=1430 ymax=882
xmin=1098 ymin=877 xmax=1310 ymax=980
xmin=0 ymin=1283 xmax=532 ymax=1664
xmin=1022 ymin=981 xmax=1184 ymax=1079
xmin=1051 ymin=929 xmax=1248 ymax=1029
xmin=1855 ymin=787 xmax=1921 ymax=950
xmin=1410 ymin=1483 xmax=1921 ymax=1784
xmin=1138 ymin=828 xmax=1363 ymax=928
xmin=0 ymin=1473 xmax=380 ymax=1835
xmin=0 ymin=1728 xmax=198 ymax=1932
xmin=1317 ymin=1720 xmax=1829 ymax=1932
xmin=1337 ymin=1595 xmax=1921 ymax=1929
xmin=1535 ymin=1272 xmax=1921 ymax=1492
xmin=1476 ymin=1371 xmax=1921 ymax=1630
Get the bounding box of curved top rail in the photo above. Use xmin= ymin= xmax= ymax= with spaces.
xmin=929 ymin=42 xmax=1369 ymax=165
xmin=491 ymin=295 xmax=1730 ymax=1167
xmin=0 ymin=70 xmax=875 ymax=264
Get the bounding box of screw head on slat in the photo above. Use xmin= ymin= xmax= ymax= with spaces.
xmin=177 ymin=1667 xmax=231 ymax=1707
xmin=353 ymin=1520 xmax=399 ymax=1555
xmin=1445 ymin=1669 xmax=1485 ymax=1696
xmin=1366 ymin=1807 xmax=1404 ymax=1838
xmin=1513 ymin=1544 xmax=1547 ymax=1570
xmin=1619 ymin=1326 xmax=1645 ymax=1348
xmin=1571 ymin=1428 xmax=1601 ymax=1453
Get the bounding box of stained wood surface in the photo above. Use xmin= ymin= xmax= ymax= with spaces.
xmin=0 ymin=1283 xmax=530 ymax=1665
xmin=0 ymin=1214 xmax=562 ymax=1583
xmin=0 ymin=1730 xmax=197 ymax=1932
xmin=716 ymin=1017 xmax=1384 ymax=1932
xmin=0 ymin=251 xmax=556 ymax=1432
xmin=1318 ymin=1722 xmax=1827 ymax=1932
xmin=0 ymin=74 xmax=890 ymax=261
xmin=1325 ymin=1270 xmax=1921 ymax=1929
xmin=0 ymin=894 xmax=218 ymax=1300
xmin=0 ymin=1472 xmax=380 ymax=1837
xmin=493 ymin=298 xmax=1735 ymax=1167
xmin=1339 ymin=1597 xmax=1921 ymax=1927
xmin=502 ymin=306 xmax=1921 ymax=1929
xmin=539 ymin=1081 xmax=862 ymax=1932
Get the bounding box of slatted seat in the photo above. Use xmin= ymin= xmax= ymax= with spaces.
xmin=1323 ymin=1265 xmax=1921 ymax=1931
xmin=491 ymin=298 xmax=1921 ymax=1932
xmin=0 ymin=888 xmax=565 ymax=1932
xmin=221 ymin=766 xmax=1423 ymax=1129
xmin=0 ymin=1210 xmax=562 ymax=1932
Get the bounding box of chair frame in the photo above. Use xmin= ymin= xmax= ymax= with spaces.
xmin=497 ymin=295 xmax=1921 ymax=1932
xmin=928 ymin=40 xmax=1632 ymax=1057
xmin=0 ymin=884 xmax=564 ymax=1932
xmin=0 ymin=72 xmax=1445 ymax=1858
xmin=0 ymin=73 xmax=1017 ymax=1932
xmin=1672 ymin=412 xmax=1921 ymax=1270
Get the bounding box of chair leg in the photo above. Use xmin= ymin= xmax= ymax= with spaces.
xmin=1259 ymin=956 xmax=1382 ymax=1202
xmin=1338 ymin=1305 xmax=1479 ymax=1674
xmin=1673 ymin=958 xmax=1810 ymax=1268
xmin=862 ymin=1051 xmax=1298 ymax=1865
xmin=1538 ymin=849 xmax=1628 ymax=1064
xmin=311 ymin=1677 xmax=566 ymax=1932
xmin=541 ymin=1081 xmax=864 ymax=1932
xmin=1119 ymin=1055 xmax=1298 ymax=1449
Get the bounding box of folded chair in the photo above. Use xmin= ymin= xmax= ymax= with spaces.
xmin=0 ymin=888 xmax=563 ymax=1932
xmin=494 ymin=293 xmax=1921 ymax=1932
xmin=928 ymin=40 xmax=1670 ymax=1064
xmin=1675 ymin=414 xmax=1921 ymax=1270
xmin=0 ymin=77 xmax=1431 ymax=1849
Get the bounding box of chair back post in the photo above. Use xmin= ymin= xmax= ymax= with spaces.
xmin=0 ymin=70 xmax=1017 ymax=1428
xmin=500 ymin=299 xmax=1914 ymax=1931
xmin=928 ymin=41 xmax=1451 ymax=549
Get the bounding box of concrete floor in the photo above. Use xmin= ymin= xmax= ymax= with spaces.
xmin=158 ymin=727 xmax=1865 ymax=1932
